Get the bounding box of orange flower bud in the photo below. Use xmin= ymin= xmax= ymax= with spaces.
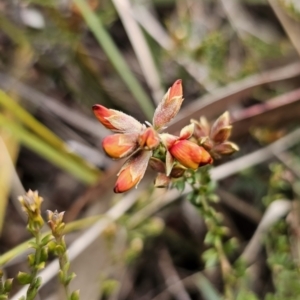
xmin=114 ymin=166 xmax=140 ymax=193
xmin=139 ymin=127 xmax=160 ymax=150
xmin=169 ymin=140 xmax=213 ymax=170
xmin=114 ymin=151 xmax=152 ymax=193
xmin=167 ymin=79 xmax=183 ymax=105
xmin=93 ymin=104 xmax=143 ymax=133
xmin=153 ymin=80 xmax=184 ymax=130
xmin=102 ymin=134 xmax=138 ymax=159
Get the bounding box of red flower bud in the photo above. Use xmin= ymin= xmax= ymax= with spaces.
xmin=102 ymin=133 xmax=138 ymax=159
xmin=153 ymin=80 xmax=183 ymax=130
xmin=93 ymin=104 xmax=143 ymax=133
xmin=169 ymin=140 xmax=213 ymax=170
xmin=167 ymin=79 xmax=183 ymax=105
xmin=114 ymin=151 xmax=152 ymax=193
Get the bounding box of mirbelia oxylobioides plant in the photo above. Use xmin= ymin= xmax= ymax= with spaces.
xmin=1 ymin=80 xmax=239 ymax=300
xmin=92 ymin=79 xmax=238 ymax=192
xmin=93 ymin=80 xmax=239 ymax=297
xmin=15 ymin=190 xmax=79 ymax=300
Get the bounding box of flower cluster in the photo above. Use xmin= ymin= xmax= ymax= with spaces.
xmin=18 ymin=189 xmax=44 ymax=229
xmin=191 ymin=112 xmax=239 ymax=159
xmin=93 ymin=80 xmax=237 ymax=193
xmin=47 ymin=210 xmax=79 ymax=299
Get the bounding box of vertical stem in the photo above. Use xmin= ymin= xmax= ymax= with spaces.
xmin=189 ymin=169 xmax=235 ymax=300
xmin=26 ymin=229 xmax=42 ymax=300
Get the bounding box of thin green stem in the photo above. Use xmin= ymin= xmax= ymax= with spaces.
xmin=187 ymin=168 xmax=235 ymax=299
xmin=26 ymin=229 xmax=42 ymax=300
xmin=57 ymin=237 xmax=71 ymax=299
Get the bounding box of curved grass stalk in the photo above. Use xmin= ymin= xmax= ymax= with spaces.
xmin=0 ymin=114 xmax=100 ymax=184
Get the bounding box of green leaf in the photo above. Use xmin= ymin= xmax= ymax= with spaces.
xmin=3 ymin=278 xmax=13 ymax=292
xmin=40 ymin=247 xmax=49 ymax=262
xmin=27 ymin=254 xmax=35 ymax=266
xmin=204 ymin=231 xmax=216 ymax=246
xmin=101 ymin=279 xmax=119 ymax=297
xmin=17 ymin=272 xmax=32 ymax=285
xmin=65 ymin=272 xmax=76 ymax=285
xmin=28 ymin=241 xmax=39 ymax=249
xmin=41 ymin=234 xmax=53 ymax=246
xmin=173 ymin=178 xmax=185 ymax=193
xmin=55 ymin=245 xmax=65 ymax=256
xmin=202 ymin=248 xmax=218 ymax=269
xmin=62 ymin=262 xmax=70 ymax=274
xmin=34 ymin=276 xmax=42 ymax=289
xmin=36 ymin=262 xmax=46 ymax=271
xmin=70 ymin=289 xmax=80 ymax=300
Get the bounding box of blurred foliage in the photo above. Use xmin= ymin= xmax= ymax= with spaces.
xmin=280 ymin=0 xmax=300 ymax=21
xmin=1 ymin=0 xmax=300 ymax=299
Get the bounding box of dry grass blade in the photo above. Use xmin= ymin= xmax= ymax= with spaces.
xmin=268 ymin=0 xmax=300 ymax=56
xmin=169 ymin=62 xmax=300 ymax=133
xmin=0 ymin=137 xmax=27 ymax=232
xmin=231 ymin=88 xmax=300 ymax=138
xmin=112 ymin=0 xmax=164 ymax=104
xmin=217 ymin=189 xmax=262 ymax=224
xmin=71 ymin=0 xmax=155 ymax=120
xmin=275 ymin=151 xmax=300 ymax=178
xmin=0 ymin=73 xmax=109 ymax=139
xmin=152 ymin=271 xmax=222 ymax=300
xmin=158 ymin=247 xmax=191 ymax=300
xmin=220 ymin=0 xmax=279 ymax=42
xmin=241 ymin=199 xmax=292 ymax=264
xmin=132 ymin=4 xmax=215 ymax=91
